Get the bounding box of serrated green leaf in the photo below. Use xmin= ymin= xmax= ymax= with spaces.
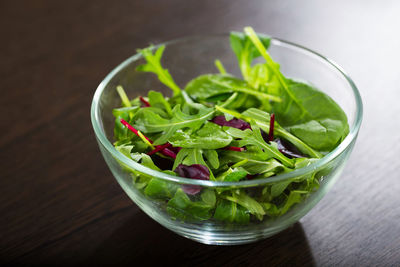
xmin=136 ymin=45 xmax=181 ymax=96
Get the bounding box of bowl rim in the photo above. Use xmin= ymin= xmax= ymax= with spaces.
xmin=90 ymin=33 xmax=363 ymax=188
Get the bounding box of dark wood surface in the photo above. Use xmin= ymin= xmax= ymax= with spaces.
xmin=1 ymin=0 xmax=399 ymax=265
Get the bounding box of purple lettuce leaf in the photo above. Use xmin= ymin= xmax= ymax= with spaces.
xmin=211 ymin=116 xmax=251 ymax=130
xmin=174 ymin=164 xmax=210 ymax=195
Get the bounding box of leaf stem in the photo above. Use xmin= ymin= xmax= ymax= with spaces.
xmin=231 ymin=158 xmax=248 ymax=168
xmin=244 ymin=27 xmax=307 ymax=114
xmin=215 ymin=106 xmax=243 ymax=119
xmin=116 ymin=85 xmax=131 ymax=107
xmin=268 ymin=113 xmax=275 ymax=142
xmin=214 ymin=59 xmax=227 ymax=74
xmin=225 ymin=146 xmax=245 ymax=152
xmin=139 ymin=96 xmax=150 ymax=107
xmin=120 ymin=118 xmax=178 ymax=158
xmin=147 ymin=143 xmax=171 ymax=155
xmin=275 ymin=128 xmax=322 ymax=158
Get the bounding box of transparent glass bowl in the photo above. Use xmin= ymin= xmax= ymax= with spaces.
xmin=91 ymin=35 xmax=363 ymax=245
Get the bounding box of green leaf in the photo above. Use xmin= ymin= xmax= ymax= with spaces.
xmin=279 ymin=191 xmax=303 ymax=215
xmin=136 ymin=45 xmax=181 ymax=96
xmin=230 ymin=31 xmax=271 ymax=81
xmin=224 ymin=170 xmax=248 ymax=182
xmin=166 ymin=188 xmax=213 ymax=221
xmin=144 ymin=178 xmax=179 ymax=199
xmin=219 ymin=147 xmax=284 ymax=176
xmin=225 ymin=190 xmax=266 ymax=220
xmin=225 ymin=126 xmax=294 ymax=168
xmin=113 ymin=113 xmax=133 ymax=141
xmin=134 ymin=104 xmax=215 ymax=145
xmin=242 ymin=26 xmax=349 ymax=152
xmin=243 ymin=158 xmax=284 ymax=176
xmin=112 ymin=106 xmax=140 ymax=119
xmin=271 ymin=180 xmax=292 ymax=198
xmin=200 ymin=189 xmax=216 ymax=206
xmin=185 ymin=74 xmax=281 ymax=103
xmin=172 ymin=148 xmax=209 ymax=170
xmin=203 ymin=149 xmax=220 ymax=169
xmin=214 ymin=199 xmax=250 ymax=223
xmin=131 ymin=152 xmax=160 ymax=171
xmin=128 ymin=152 xmax=161 ymax=189
xmin=115 ymin=144 xmax=133 ymax=158
xmin=147 ymin=90 xmax=173 ymax=116
xmin=168 ymin=122 xmax=232 ymax=149
xmin=274 ymin=80 xmax=349 ymax=152
xmin=241 ymin=108 xmax=322 ymax=158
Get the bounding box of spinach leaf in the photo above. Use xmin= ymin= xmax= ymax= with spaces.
xmin=136 ymin=45 xmax=181 ymax=96
xmin=281 ymin=81 xmax=349 ymax=151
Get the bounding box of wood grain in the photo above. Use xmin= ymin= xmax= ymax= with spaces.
xmin=1 ymin=0 xmax=400 ymax=265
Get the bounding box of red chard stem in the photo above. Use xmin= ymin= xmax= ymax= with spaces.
xmin=139 ymin=96 xmax=150 ymax=107
xmin=225 ymin=146 xmax=245 ymax=152
xmin=268 ymin=113 xmax=275 ymax=142
xmin=147 ymin=143 xmax=172 ymax=155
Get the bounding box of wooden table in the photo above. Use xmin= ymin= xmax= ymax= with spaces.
xmin=1 ymin=0 xmax=399 ymax=265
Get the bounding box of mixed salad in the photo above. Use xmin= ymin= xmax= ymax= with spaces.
xmin=112 ymin=27 xmax=349 ymax=223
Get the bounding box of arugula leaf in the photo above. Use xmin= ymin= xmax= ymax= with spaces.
xmin=136 ymin=45 xmax=181 ymax=96
xmin=134 ymin=104 xmax=215 ymax=145
xmin=225 ymin=126 xmax=294 ymax=168
xmin=230 ymin=31 xmax=271 ymax=81
xmin=168 ymin=122 xmax=232 ymax=149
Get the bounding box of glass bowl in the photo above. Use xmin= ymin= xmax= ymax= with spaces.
xmin=91 ymin=34 xmax=363 ymax=245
